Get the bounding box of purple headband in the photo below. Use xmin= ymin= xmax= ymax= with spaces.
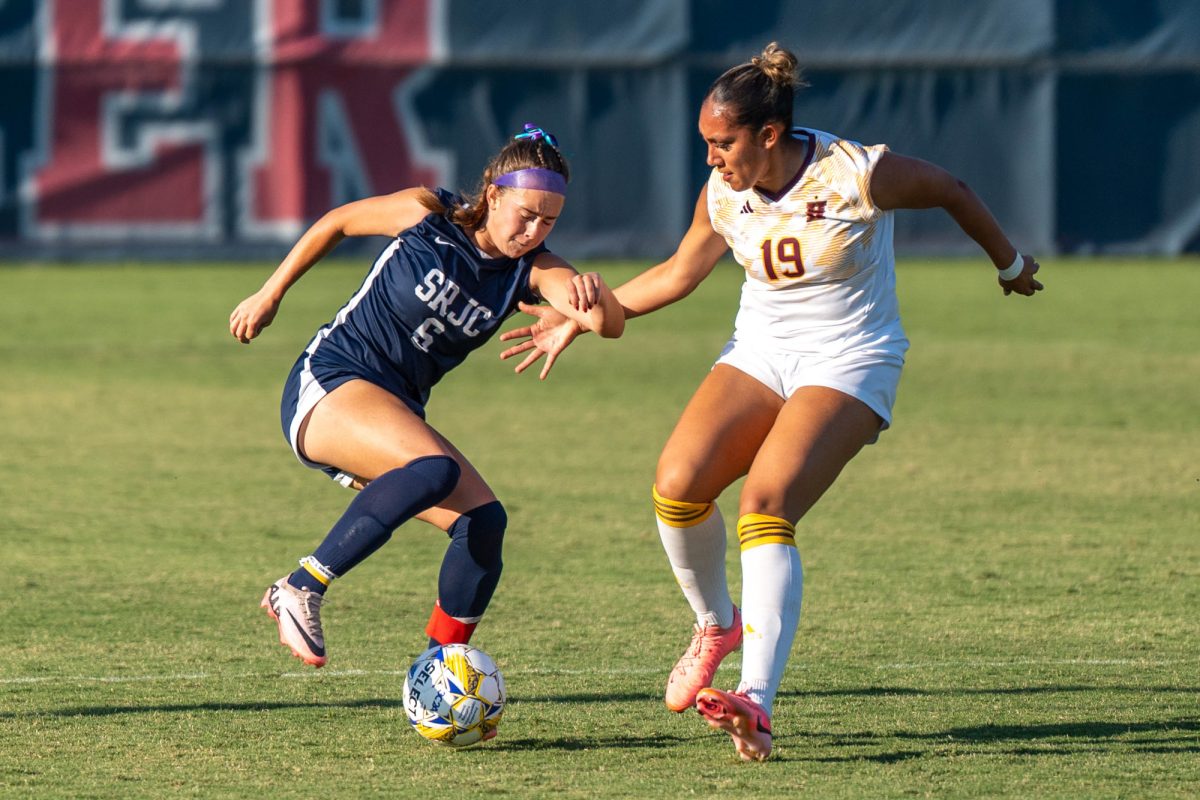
xmin=493 ymin=167 xmax=567 ymax=195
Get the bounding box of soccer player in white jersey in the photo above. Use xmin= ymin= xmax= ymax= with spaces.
xmin=500 ymin=44 xmax=1043 ymax=760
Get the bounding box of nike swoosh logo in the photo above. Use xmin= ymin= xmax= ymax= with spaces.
xmin=265 ymin=586 xmax=281 ymax=616
xmin=433 ymin=235 xmax=462 ymax=250
xmin=286 ymin=610 xmax=326 ymax=656
xmin=756 ymin=719 xmax=772 ymax=735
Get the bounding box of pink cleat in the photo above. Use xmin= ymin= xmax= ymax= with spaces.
xmin=261 ymin=577 xmax=327 ymax=668
xmin=695 ymin=687 xmax=773 ymax=761
xmin=664 ymin=606 xmax=743 ymax=712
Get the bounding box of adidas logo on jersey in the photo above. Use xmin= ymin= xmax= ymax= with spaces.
xmin=739 ymin=200 xmax=754 ymax=214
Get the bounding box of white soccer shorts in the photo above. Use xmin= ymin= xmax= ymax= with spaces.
xmin=714 ymin=335 xmax=905 ymax=440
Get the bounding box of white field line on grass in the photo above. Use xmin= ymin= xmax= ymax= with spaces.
xmin=0 ymin=658 xmax=1190 ymax=687
xmin=876 ymin=658 xmax=1185 ymax=670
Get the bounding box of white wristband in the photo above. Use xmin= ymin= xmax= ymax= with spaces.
xmin=997 ymin=252 xmax=1024 ymax=281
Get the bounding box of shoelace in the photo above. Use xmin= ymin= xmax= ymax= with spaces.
xmin=682 ymin=623 xmax=718 ymax=661
xmin=297 ymin=589 xmax=324 ymax=627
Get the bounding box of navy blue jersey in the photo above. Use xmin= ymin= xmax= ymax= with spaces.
xmin=299 ymin=188 xmax=544 ymax=407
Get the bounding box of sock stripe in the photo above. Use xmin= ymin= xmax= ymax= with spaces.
xmin=426 ymin=601 xmax=479 ymax=645
xmin=652 ymin=485 xmax=715 ymax=527
xmin=736 ymin=513 xmax=796 ymax=551
xmin=299 ymin=556 xmax=336 ymax=585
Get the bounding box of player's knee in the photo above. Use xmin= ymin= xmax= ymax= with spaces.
xmin=737 ymin=488 xmax=790 ymax=522
xmin=653 ymin=463 xmax=707 ymax=504
xmin=450 ymin=500 xmax=507 ymax=569
xmin=403 ymin=454 xmax=461 ymax=506
xmin=340 ymin=455 xmax=461 ymax=532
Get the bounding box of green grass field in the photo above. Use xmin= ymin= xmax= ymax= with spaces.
xmin=2 ymin=258 xmax=1197 ymax=798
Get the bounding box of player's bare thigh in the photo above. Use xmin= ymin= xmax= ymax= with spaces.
xmin=299 ymin=379 xmax=497 ymax=529
xmin=655 ymin=364 xmax=784 ymax=503
xmin=740 ymin=385 xmax=882 ymax=522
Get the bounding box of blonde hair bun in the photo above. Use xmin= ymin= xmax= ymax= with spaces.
xmin=751 ymin=42 xmax=803 ymax=89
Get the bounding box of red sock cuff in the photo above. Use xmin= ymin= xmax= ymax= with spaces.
xmin=425 ymin=601 xmax=478 ymax=645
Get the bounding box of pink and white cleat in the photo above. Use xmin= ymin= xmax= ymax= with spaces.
xmin=664 ymin=606 xmax=743 ymax=712
xmin=695 ymin=687 xmax=773 ymax=761
xmin=261 ymin=577 xmax=327 ymax=668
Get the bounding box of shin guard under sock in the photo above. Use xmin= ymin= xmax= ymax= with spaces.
xmin=736 ymin=513 xmax=802 ymax=716
xmin=426 ymin=501 xmax=507 ymax=645
xmin=289 ymin=455 xmax=461 ymax=593
xmin=653 ymin=485 xmax=735 ymax=629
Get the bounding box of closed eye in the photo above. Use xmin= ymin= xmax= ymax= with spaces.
xmin=516 ymin=206 xmax=558 ymax=224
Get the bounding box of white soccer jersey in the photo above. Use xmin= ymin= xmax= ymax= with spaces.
xmin=707 ymin=128 xmax=908 ymax=356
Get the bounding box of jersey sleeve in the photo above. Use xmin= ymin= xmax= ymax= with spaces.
xmin=824 ymin=140 xmax=889 ymax=222
xmin=433 ymin=187 xmax=469 ymax=217
xmin=705 ymin=169 xmax=734 ymax=241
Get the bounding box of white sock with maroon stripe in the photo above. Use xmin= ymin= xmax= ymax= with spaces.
xmin=653 ymin=486 xmax=735 ymax=629
xmin=736 ymin=514 xmax=803 ymax=716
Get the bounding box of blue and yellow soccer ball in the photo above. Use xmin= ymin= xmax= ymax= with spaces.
xmin=403 ymin=644 xmax=506 ymax=747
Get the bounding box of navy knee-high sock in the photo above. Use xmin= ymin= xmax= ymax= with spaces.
xmin=289 ymin=455 xmax=461 ymax=593
xmin=425 ymin=501 xmax=507 ymax=645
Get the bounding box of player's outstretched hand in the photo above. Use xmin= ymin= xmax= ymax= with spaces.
xmin=229 ymin=289 xmax=281 ymax=343
xmin=499 ymin=302 xmax=583 ymax=380
xmin=1000 ymin=255 xmax=1044 ymax=297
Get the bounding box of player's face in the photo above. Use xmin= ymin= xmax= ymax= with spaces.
xmin=698 ymin=99 xmax=770 ymax=192
xmin=482 ymin=186 xmax=564 ymax=258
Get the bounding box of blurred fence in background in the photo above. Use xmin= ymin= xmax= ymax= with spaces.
xmin=1 ymin=0 xmax=1198 ymax=260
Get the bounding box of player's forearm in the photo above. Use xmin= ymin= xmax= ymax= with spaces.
xmin=261 ymin=215 xmax=346 ymax=300
xmin=872 ymin=153 xmax=1018 ymax=268
xmin=614 ymin=258 xmax=702 ymax=319
xmin=578 ymin=292 xmax=625 ymax=338
xmin=941 ymin=181 xmax=1019 ymax=268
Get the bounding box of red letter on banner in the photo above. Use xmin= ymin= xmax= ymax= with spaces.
xmin=243 ymin=0 xmax=441 ymax=239
xmin=26 ymin=0 xmax=213 ymax=239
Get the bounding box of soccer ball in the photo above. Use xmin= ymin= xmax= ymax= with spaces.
xmin=403 ymin=643 xmax=506 ymax=747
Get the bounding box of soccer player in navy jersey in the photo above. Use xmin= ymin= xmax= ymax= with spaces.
xmin=229 ymin=125 xmax=623 ymax=672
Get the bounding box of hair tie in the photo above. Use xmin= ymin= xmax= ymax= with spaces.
xmin=514 ymin=122 xmax=559 ymax=148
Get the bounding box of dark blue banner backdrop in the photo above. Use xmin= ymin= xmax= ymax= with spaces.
xmin=0 ymin=0 xmax=1197 ymax=259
